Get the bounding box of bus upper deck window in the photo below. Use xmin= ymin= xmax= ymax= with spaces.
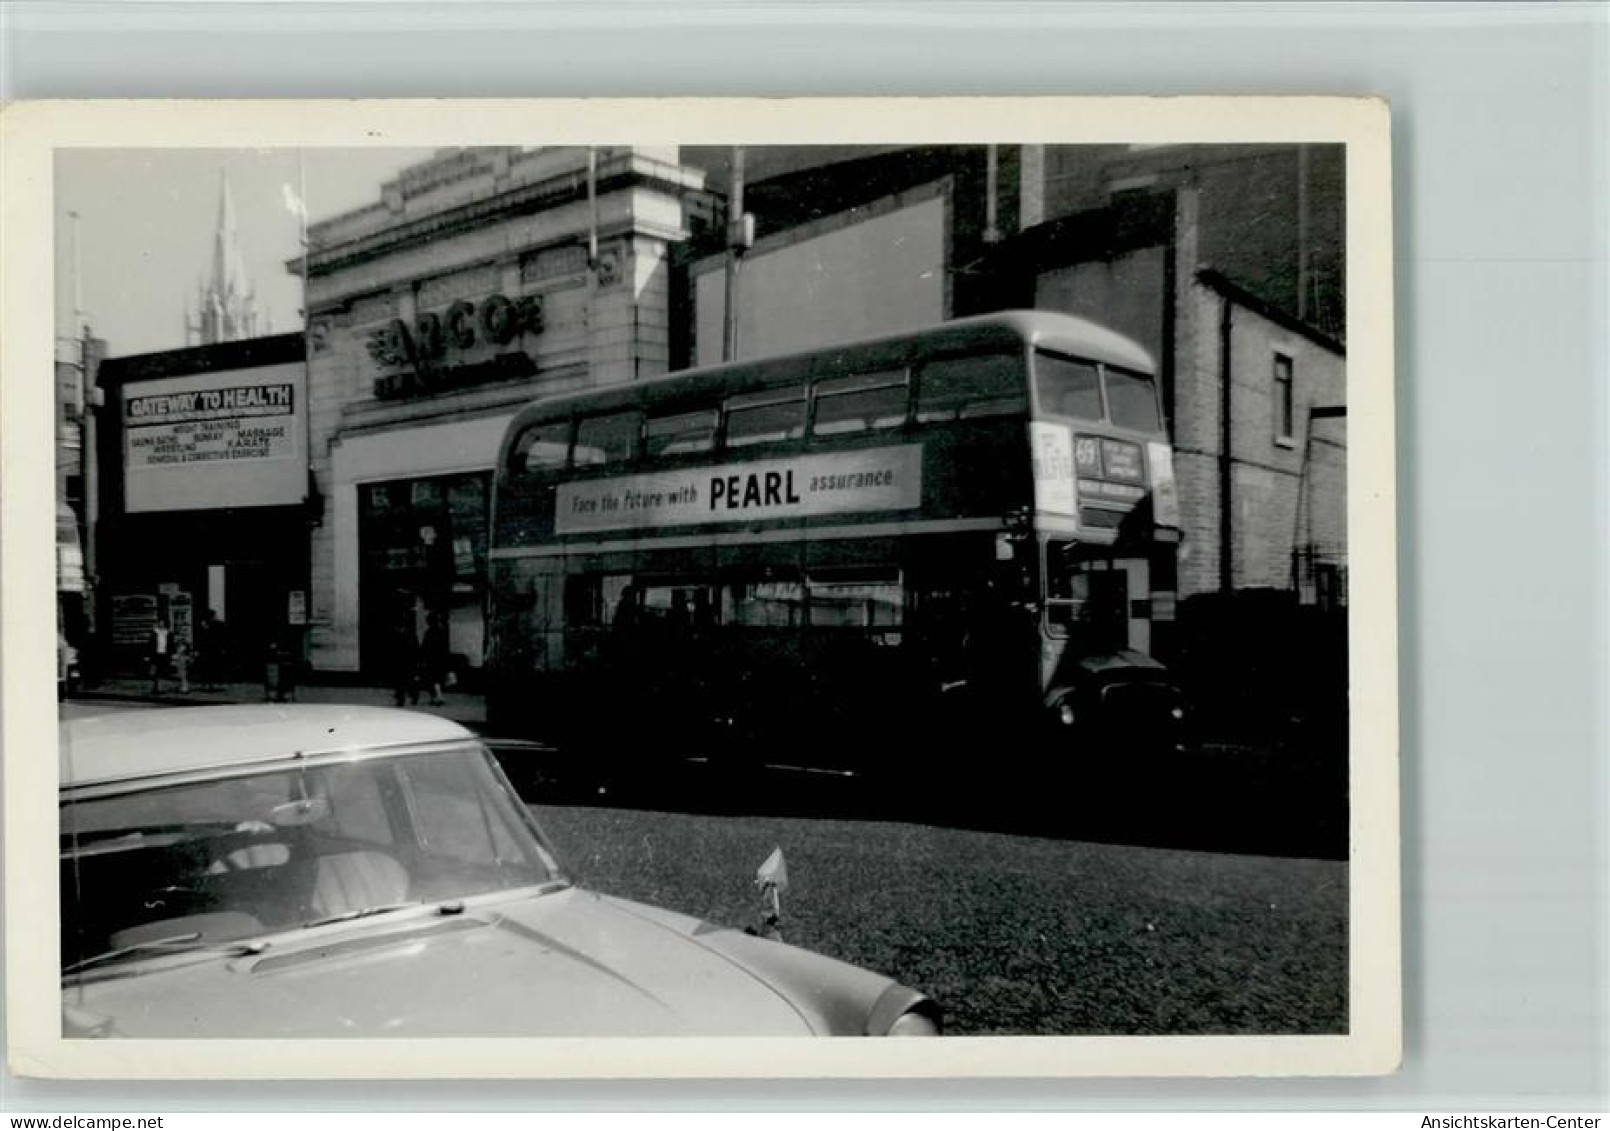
xmin=1033 ymin=352 xmax=1103 ymax=422
xmin=725 ymin=387 xmax=806 ymax=447
xmin=1104 ymin=367 xmax=1162 ymax=433
xmin=812 ymin=370 xmax=907 ymax=436
xmin=645 ymin=409 xmax=718 ymax=457
xmin=574 ymin=410 xmax=641 ymax=466
xmin=516 ymin=420 xmax=571 ymax=473
xmin=916 ymin=353 xmax=1027 ymax=422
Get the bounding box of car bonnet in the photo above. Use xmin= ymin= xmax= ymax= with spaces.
xmin=63 ymin=886 xmax=819 ymax=1038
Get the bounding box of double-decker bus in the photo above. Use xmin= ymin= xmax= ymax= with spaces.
xmin=487 ymin=311 xmax=1184 ymax=786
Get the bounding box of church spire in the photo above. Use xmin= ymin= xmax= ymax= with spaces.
xmin=197 ymin=169 xmax=259 ymax=344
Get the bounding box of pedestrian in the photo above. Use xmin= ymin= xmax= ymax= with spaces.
xmin=390 ymin=606 xmax=421 ymax=707
xmin=197 ymin=608 xmax=227 ymax=690
xmin=420 ymin=610 xmax=450 ymax=707
xmin=173 ymin=635 xmax=192 ymax=694
xmin=147 ymin=619 xmax=173 ymax=694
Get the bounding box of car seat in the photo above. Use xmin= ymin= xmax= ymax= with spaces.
xmin=310 ymin=851 xmax=410 ymax=918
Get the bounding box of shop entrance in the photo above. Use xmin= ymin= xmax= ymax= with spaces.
xmin=358 ymin=471 xmax=491 ymax=684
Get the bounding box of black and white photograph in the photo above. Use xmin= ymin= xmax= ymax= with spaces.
xmin=4 ymin=98 xmax=1398 ymax=1078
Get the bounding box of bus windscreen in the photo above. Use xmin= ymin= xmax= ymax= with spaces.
xmin=1104 ymin=367 xmax=1161 ymax=432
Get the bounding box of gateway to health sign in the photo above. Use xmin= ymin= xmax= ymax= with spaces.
xmin=556 ymin=444 xmax=922 ymax=534
xmin=123 ymin=362 xmax=307 ymax=513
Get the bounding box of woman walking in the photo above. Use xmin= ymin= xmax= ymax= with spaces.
xmin=420 ymin=611 xmax=450 ymax=707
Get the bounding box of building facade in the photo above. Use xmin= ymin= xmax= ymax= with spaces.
xmin=297 ymin=147 xmax=718 ymax=676
xmin=94 ymin=333 xmax=311 ymax=676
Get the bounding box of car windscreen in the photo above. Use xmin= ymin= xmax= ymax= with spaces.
xmin=60 ymin=745 xmax=561 ymax=971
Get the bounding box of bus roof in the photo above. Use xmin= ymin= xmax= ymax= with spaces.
xmin=501 ymin=310 xmax=1154 ymax=436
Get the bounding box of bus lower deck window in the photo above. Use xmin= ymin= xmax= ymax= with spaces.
xmin=806 ymin=569 xmax=904 ymax=628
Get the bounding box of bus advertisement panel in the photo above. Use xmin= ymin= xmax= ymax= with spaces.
xmin=555 ymin=446 xmax=922 ymax=534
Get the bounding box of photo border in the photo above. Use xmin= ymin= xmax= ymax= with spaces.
xmin=2 ymin=95 xmax=1398 ymax=1080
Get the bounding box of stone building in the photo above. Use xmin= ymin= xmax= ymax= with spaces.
xmin=295 ymin=147 xmax=718 ymax=676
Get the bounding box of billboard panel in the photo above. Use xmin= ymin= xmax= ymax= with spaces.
xmin=123 ymin=362 xmax=306 ymax=513
xmin=695 ymin=192 xmax=946 ymax=367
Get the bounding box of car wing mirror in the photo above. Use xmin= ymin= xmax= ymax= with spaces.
xmin=750 ymin=846 xmax=788 ymax=942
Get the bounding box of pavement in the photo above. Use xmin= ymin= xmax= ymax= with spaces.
xmin=67 ymin=675 xmax=487 ymax=729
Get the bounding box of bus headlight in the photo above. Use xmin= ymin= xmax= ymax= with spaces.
xmin=1058 ymin=703 xmax=1077 ymax=727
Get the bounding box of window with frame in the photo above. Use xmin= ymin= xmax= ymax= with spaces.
xmin=807 ymin=567 xmax=904 ymax=629
xmin=1104 ymin=366 xmax=1162 ymax=432
xmin=916 ymin=353 xmax=1028 ymax=422
xmin=1033 ymin=352 xmax=1104 ymax=421
xmin=573 ymin=410 xmax=641 ymax=466
xmin=722 ymin=575 xmax=806 ymax=628
xmin=645 ymin=408 xmax=719 ymax=457
xmin=812 ymin=370 xmax=908 ymax=436
xmin=564 ymin=573 xmax=634 ymax=628
xmin=636 ymin=579 xmax=720 ymax=630
xmin=1044 ymin=543 xmax=1128 ymax=649
xmin=725 ymin=387 xmax=807 ymax=447
xmin=1273 ymin=353 xmax=1295 ymax=443
xmin=514 ymin=420 xmax=570 ymax=473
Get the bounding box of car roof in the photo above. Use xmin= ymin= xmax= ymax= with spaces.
xmin=59 ymin=705 xmax=477 ymax=790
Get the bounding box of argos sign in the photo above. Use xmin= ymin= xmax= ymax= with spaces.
xmin=367 ymin=293 xmax=545 ymax=399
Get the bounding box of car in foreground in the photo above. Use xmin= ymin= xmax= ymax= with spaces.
xmin=58 ymin=705 xmax=940 ymax=1038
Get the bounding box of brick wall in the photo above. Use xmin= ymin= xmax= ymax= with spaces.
xmin=1174 ymin=274 xmax=1347 ymax=599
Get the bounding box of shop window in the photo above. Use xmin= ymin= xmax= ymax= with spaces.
xmin=514 ymin=420 xmax=571 ymax=472
xmin=357 ymin=470 xmax=492 ymax=675
xmin=1033 ymin=352 xmax=1103 ymax=421
xmin=645 ymin=409 xmax=718 ymax=457
xmin=916 ymin=353 xmax=1027 ymax=422
xmin=1104 ymin=366 xmax=1162 ymax=433
xmin=574 ymin=411 xmax=641 ymax=466
xmin=812 ymin=371 xmax=908 ymax=436
xmin=1273 ymin=353 xmax=1295 ymax=444
xmin=726 ymin=387 xmax=807 ymax=447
